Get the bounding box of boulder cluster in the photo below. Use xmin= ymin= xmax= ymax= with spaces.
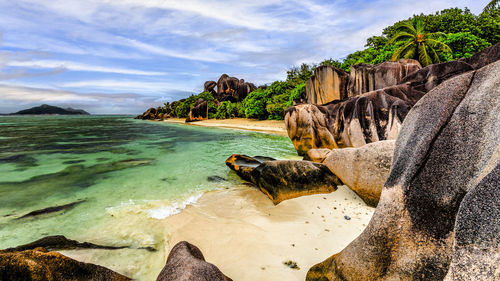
xmin=286 ymin=44 xmax=500 ymax=156
xmin=135 ymin=74 xmax=256 ymax=122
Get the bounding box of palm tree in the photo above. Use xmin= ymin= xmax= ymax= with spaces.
xmin=390 ymin=19 xmax=451 ymax=66
xmin=484 ymin=0 xmax=499 ymax=11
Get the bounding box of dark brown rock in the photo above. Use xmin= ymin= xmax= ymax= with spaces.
xmin=216 ymin=74 xmax=256 ymax=102
xmin=250 ymin=160 xmax=342 ymax=204
xmin=156 ymin=241 xmax=231 ymax=281
xmin=185 ymin=99 xmax=208 ymax=122
xmin=16 ymin=201 xmax=85 ymax=220
xmin=204 ymin=80 xmax=217 ymax=95
xmin=305 ymin=65 xmax=349 ymax=104
xmin=0 ymin=248 xmax=130 ymax=281
xmin=307 ymin=60 xmax=500 ymax=281
xmin=347 ymin=59 xmax=421 ymax=97
xmin=225 ymin=154 xmax=275 ymax=182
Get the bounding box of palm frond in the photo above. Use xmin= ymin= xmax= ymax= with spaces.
xmin=426 ymin=32 xmax=447 ymax=40
xmin=388 ymin=32 xmax=415 ymax=44
xmin=402 ymin=45 xmax=417 ymax=59
xmin=392 ymin=41 xmax=415 ymax=61
xmin=394 ymin=21 xmax=417 ymax=35
xmin=418 ymin=44 xmax=432 ymax=66
xmin=425 ymin=39 xmax=452 ymax=53
xmin=414 ymin=19 xmax=425 ymax=34
xmin=427 ymin=44 xmax=441 ymax=64
xmin=484 ymin=0 xmax=499 ymax=11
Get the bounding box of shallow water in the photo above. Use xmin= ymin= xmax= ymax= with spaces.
xmin=0 ymin=115 xmax=296 ymax=279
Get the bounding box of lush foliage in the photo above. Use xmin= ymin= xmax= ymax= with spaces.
xmin=215 ymin=101 xmax=243 ymax=119
xmin=442 ymin=32 xmax=491 ymax=60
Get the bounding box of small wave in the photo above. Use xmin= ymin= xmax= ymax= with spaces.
xmin=147 ymin=193 xmax=204 ymax=219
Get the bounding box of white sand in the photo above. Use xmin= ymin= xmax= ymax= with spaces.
xmin=163 ymin=118 xmax=288 ymax=136
xmin=163 ymin=184 xmax=375 ymax=281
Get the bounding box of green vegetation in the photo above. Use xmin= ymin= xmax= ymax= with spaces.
xmin=156 ymin=7 xmax=498 ymax=121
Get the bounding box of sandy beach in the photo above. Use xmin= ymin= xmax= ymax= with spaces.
xmin=163 ymin=118 xmax=288 ymax=136
xmin=163 ymin=184 xmax=375 ymax=281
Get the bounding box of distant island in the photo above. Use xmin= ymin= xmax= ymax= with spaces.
xmin=10 ymin=104 xmax=90 ymax=115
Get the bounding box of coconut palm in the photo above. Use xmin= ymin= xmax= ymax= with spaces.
xmin=484 ymin=0 xmax=499 ymax=11
xmin=390 ymin=19 xmax=451 ymax=66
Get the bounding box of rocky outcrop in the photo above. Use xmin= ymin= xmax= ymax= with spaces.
xmin=461 ymin=42 xmax=500 ymax=69
xmin=0 ymin=248 xmax=130 ymax=281
xmin=186 ymin=99 xmax=208 ymax=122
xmin=304 ymin=148 xmax=332 ymax=163
xmin=226 ymin=155 xmax=342 ymax=204
xmin=225 ymin=154 xmax=275 ymax=182
xmin=204 ymin=80 xmax=217 ymax=95
xmin=216 ymin=74 xmax=256 ymax=102
xmin=307 ymin=60 xmax=500 ymax=281
xmin=285 ymin=84 xmax=422 ymax=155
xmin=156 ymin=241 xmax=231 ymax=281
xmin=323 ymin=140 xmax=395 ymax=207
xmin=305 ymin=65 xmax=349 ymax=104
xmin=347 ymin=59 xmax=421 ymax=97
xmin=135 ymin=107 xmax=161 ymax=120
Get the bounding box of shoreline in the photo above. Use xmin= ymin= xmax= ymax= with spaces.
xmin=162 ymin=118 xmax=288 ymax=136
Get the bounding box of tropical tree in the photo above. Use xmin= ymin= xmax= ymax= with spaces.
xmin=484 ymin=0 xmax=499 ymax=12
xmin=390 ymin=19 xmax=451 ymax=66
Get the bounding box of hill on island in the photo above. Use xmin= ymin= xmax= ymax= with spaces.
xmin=11 ymin=104 xmax=90 ymax=115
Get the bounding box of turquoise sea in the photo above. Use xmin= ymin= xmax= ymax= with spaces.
xmin=0 ymin=115 xmax=296 ymax=278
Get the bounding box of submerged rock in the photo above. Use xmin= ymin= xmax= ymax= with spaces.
xmin=156 ymin=241 xmax=232 ymax=281
xmin=16 ymin=200 xmax=85 ymax=220
xmin=307 ymin=59 xmax=500 ymax=281
xmin=324 ymin=140 xmax=395 ymax=207
xmin=0 ymin=248 xmax=130 ymax=281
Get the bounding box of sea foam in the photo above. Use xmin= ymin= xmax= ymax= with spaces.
xmin=147 ymin=193 xmax=204 ymax=219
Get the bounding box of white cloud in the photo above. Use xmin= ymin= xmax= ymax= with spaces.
xmin=8 ymin=60 xmax=166 ymax=76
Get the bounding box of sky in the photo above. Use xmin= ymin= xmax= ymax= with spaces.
xmin=0 ymin=0 xmax=488 ymax=114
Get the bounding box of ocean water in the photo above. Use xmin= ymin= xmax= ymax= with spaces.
xmin=0 ymin=115 xmax=296 ymax=278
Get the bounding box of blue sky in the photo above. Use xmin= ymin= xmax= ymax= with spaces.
xmin=0 ymin=0 xmax=487 ymax=114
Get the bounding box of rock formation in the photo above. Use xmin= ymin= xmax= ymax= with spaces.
xmin=0 ymin=247 xmax=130 ymax=281
xmin=204 ymin=80 xmax=217 ymax=95
xmin=226 ymin=155 xmax=342 ymax=204
xmin=304 ymin=148 xmax=332 ymax=163
xmin=323 ymin=140 xmax=395 ymax=207
xmin=285 ymin=85 xmax=420 ymax=155
xmin=186 ymin=99 xmax=208 ymax=122
xmin=156 ymin=241 xmax=232 ymax=281
xmin=347 ymin=59 xmax=421 ymax=97
xmin=307 ymin=60 xmax=500 ymax=281
xmin=216 ymin=74 xmax=256 ymax=102
xmin=305 ymin=65 xmax=349 ymax=104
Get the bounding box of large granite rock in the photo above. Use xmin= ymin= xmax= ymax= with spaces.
xmin=304 ymin=148 xmax=332 ymax=163
xmin=461 ymin=42 xmax=500 ymax=70
xmin=307 ymin=60 xmax=500 ymax=281
xmin=324 ymin=140 xmax=395 ymax=207
xmin=285 ymin=84 xmax=423 ymax=155
xmin=136 ymin=107 xmax=159 ymax=120
xmin=347 ymin=59 xmax=421 ymax=97
xmin=226 ymin=155 xmax=342 ymax=204
xmin=204 ymin=80 xmax=217 ymax=95
xmin=251 ymin=160 xmax=342 ymax=204
xmin=216 ymin=74 xmax=256 ymax=102
xmin=305 ymin=65 xmax=349 ymax=104
xmin=185 ymin=99 xmax=208 ymax=122
xmin=156 ymin=241 xmax=232 ymax=281
xmin=0 ymin=248 xmax=130 ymax=281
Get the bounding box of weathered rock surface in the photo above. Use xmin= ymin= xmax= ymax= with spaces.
xmin=305 ymin=65 xmax=349 ymax=104
xmin=304 ymin=148 xmax=332 ymax=163
xmin=185 ymin=99 xmax=208 ymax=122
xmin=285 ymin=85 xmax=421 ymax=155
xmin=135 ymin=107 xmax=159 ymax=120
xmin=225 ymin=154 xmax=275 ymax=182
xmin=324 ymin=140 xmax=395 ymax=207
xmin=347 ymin=59 xmax=421 ymax=97
xmin=0 ymin=248 xmax=130 ymax=281
xmin=156 ymin=241 xmax=232 ymax=281
xmin=226 ymin=155 xmax=342 ymax=204
xmin=204 ymin=80 xmax=217 ymax=95
xmin=216 ymin=74 xmax=256 ymax=102
xmin=307 ymin=60 xmax=500 ymax=281
xmin=461 ymin=42 xmax=500 ymax=69
xmin=251 ymin=160 xmax=342 ymax=204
